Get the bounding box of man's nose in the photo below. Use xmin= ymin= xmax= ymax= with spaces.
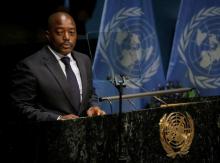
xmin=63 ymin=32 xmax=70 ymax=40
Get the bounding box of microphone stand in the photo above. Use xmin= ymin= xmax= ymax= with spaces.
xmin=113 ymin=76 xmax=128 ymax=162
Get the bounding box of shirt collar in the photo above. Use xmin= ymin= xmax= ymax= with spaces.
xmin=47 ymin=45 xmax=72 ymax=61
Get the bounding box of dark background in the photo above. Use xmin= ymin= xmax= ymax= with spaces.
xmin=0 ymin=0 xmax=181 ymax=120
xmin=0 ymin=0 xmax=181 ymax=69
xmin=0 ymin=0 xmax=181 ymax=161
xmin=0 ymin=0 xmax=181 ymax=112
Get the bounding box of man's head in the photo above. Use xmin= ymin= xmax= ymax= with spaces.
xmin=46 ymin=11 xmax=77 ymax=55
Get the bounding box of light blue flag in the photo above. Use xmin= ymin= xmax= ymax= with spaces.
xmin=167 ymin=0 xmax=220 ymax=96
xmin=92 ymin=0 xmax=165 ymax=113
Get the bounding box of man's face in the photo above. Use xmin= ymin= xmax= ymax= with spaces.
xmin=46 ymin=14 xmax=77 ymax=55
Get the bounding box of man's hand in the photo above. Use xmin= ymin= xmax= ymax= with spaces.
xmin=57 ymin=114 xmax=79 ymax=120
xmin=87 ymin=106 xmax=106 ymax=117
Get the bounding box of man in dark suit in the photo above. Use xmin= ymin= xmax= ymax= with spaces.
xmin=10 ymin=11 xmax=105 ymax=122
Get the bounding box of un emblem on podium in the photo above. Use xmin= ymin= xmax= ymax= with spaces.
xmin=159 ymin=112 xmax=194 ymax=158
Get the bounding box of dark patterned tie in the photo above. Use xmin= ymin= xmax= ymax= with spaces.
xmin=61 ymin=57 xmax=80 ymax=109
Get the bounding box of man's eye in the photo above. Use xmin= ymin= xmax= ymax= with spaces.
xmin=56 ymin=31 xmax=63 ymax=35
xmin=69 ymin=31 xmax=76 ymax=35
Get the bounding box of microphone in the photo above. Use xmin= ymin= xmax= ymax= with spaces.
xmin=119 ymin=75 xmax=137 ymax=111
xmin=123 ymin=75 xmax=167 ymax=105
xmin=96 ymin=77 xmax=114 ymax=114
xmin=106 ymin=75 xmax=136 ymax=111
xmin=107 ymin=74 xmax=126 ymax=87
xmin=100 ymin=96 xmax=136 ymax=112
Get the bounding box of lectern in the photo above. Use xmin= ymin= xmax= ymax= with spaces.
xmin=42 ymin=96 xmax=220 ymax=162
xmin=6 ymin=96 xmax=220 ymax=163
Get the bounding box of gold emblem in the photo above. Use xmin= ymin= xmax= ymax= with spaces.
xmin=159 ymin=112 xmax=194 ymax=158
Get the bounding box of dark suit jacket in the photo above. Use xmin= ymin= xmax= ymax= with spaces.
xmin=10 ymin=46 xmax=99 ymax=121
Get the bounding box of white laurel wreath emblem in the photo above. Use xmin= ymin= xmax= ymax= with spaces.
xmin=178 ymin=7 xmax=220 ymax=89
xmin=98 ymin=7 xmax=160 ymax=88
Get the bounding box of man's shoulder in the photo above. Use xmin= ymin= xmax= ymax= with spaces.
xmin=73 ymin=50 xmax=87 ymax=56
xmin=73 ymin=50 xmax=91 ymax=60
xmin=21 ymin=46 xmax=49 ymax=63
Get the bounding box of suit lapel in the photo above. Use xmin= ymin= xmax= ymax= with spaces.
xmin=42 ymin=47 xmax=80 ymax=112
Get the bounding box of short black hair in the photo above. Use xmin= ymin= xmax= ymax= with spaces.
xmin=47 ymin=10 xmax=74 ymax=30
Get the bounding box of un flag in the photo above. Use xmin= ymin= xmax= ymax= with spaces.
xmin=92 ymin=0 xmax=165 ymax=113
xmin=167 ymin=0 xmax=220 ymax=96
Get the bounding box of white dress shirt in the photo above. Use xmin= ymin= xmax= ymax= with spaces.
xmin=47 ymin=46 xmax=82 ymax=101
